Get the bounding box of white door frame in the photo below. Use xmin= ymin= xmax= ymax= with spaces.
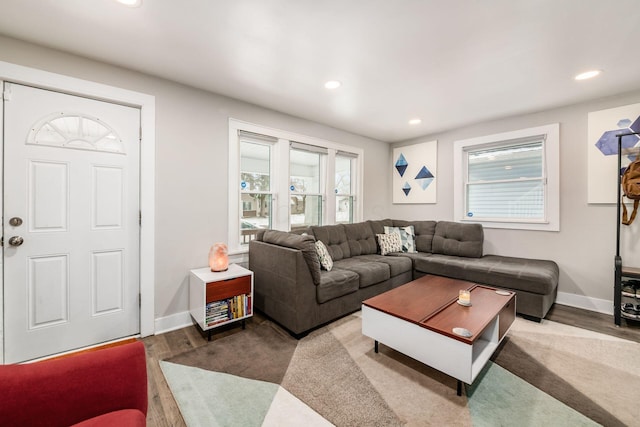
xmin=0 ymin=61 xmax=155 ymax=363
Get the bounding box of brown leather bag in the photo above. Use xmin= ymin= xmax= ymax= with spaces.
xmin=621 ymin=159 xmax=640 ymax=225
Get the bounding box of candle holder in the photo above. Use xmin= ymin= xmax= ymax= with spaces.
xmin=457 ymin=289 xmax=471 ymax=306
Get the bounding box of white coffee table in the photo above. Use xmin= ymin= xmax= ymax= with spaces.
xmin=362 ymin=275 xmax=515 ymax=395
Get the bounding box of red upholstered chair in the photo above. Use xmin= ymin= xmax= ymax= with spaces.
xmin=0 ymin=341 xmax=148 ymax=427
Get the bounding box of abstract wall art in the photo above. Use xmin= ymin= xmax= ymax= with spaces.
xmin=588 ymin=103 xmax=640 ymax=204
xmin=392 ymin=140 xmax=437 ymax=204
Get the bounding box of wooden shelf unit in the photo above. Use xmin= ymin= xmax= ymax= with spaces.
xmin=189 ymin=264 xmax=253 ymax=339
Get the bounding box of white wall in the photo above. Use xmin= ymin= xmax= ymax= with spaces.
xmin=4 ymin=33 xmax=631 ymax=324
xmin=0 ymin=35 xmax=392 ymax=325
xmin=391 ymin=90 xmax=640 ymax=312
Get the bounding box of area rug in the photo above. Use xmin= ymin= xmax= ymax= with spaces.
xmin=161 ymin=313 xmax=639 ymax=426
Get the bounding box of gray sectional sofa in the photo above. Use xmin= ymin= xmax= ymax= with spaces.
xmin=248 ymin=219 xmax=559 ymax=337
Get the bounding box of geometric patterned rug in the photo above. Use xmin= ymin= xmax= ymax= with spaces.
xmin=161 ymin=312 xmax=639 ymax=426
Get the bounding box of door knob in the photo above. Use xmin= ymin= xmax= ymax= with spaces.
xmin=8 ymin=236 xmax=24 ymax=247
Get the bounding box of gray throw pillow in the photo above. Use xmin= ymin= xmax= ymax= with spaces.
xmin=384 ymin=225 xmax=417 ymax=253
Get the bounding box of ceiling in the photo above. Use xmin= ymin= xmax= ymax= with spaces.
xmin=0 ymin=0 xmax=639 ymax=143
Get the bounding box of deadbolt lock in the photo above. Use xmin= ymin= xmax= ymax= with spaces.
xmin=9 ymin=217 xmax=23 ymax=227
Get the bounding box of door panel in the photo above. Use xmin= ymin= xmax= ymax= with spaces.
xmin=4 ymin=82 xmax=141 ymax=363
xmin=92 ymin=166 xmax=124 ymax=229
xmin=29 ymin=160 xmax=69 ymax=232
xmin=28 ymin=255 xmax=69 ymax=328
xmin=92 ymin=250 xmax=124 ymax=314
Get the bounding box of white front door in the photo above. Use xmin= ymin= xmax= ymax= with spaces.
xmin=3 ymin=82 xmax=141 ymax=363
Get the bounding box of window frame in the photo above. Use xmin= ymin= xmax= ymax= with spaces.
xmin=289 ymin=143 xmax=326 ymax=230
xmin=228 ymin=118 xmax=363 ymax=253
xmin=335 ymin=152 xmax=357 ymax=224
xmin=239 ymin=136 xmax=275 ymax=243
xmin=453 ymin=123 xmax=560 ymax=231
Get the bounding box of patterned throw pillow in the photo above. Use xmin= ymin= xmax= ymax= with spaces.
xmin=315 ymin=240 xmax=333 ymax=271
xmin=384 ymin=225 xmax=417 ymax=253
xmin=376 ymin=233 xmax=402 ymax=256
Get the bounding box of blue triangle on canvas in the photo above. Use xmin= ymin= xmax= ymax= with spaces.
xmin=415 ymin=166 xmax=434 ymax=179
xmin=395 ymin=153 xmax=408 ymax=177
xmin=417 ymin=177 xmax=434 ymax=190
xmin=402 ymin=182 xmax=411 ymax=196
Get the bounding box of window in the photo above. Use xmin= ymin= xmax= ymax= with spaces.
xmin=239 ymin=133 xmax=276 ymax=244
xmin=335 ymin=153 xmax=355 ymax=224
xmin=466 ymin=141 xmax=544 ymax=220
xmin=28 ymin=112 xmax=124 ymax=153
xmin=290 ymin=143 xmax=325 ymax=230
xmin=454 ymin=124 xmax=559 ymax=231
xmin=228 ymin=119 xmax=363 ymax=252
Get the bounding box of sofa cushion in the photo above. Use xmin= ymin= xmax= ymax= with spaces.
xmin=432 ymin=221 xmax=483 ymax=258
xmin=72 ymin=409 xmax=147 ymax=427
xmin=316 ymin=269 xmax=360 ymax=304
xmin=367 ymin=219 xmax=394 ymax=235
xmin=357 ymin=254 xmax=413 ymax=277
xmin=414 ymin=254 xmax=559 ymax=295
xmin=333 ymin=258 xmax=391 ymax=288
xmin=343 ymin=222 xmax=377 ymax=255
xmin=0 ymin=342 xmax=147 ymax=427
xmin=263 ymin=230 xmax=321 ymax=285
xmin=311 ymin=224 xmax=351 ymax=261
xmin=387 ymin=251 xmax=432 ymax=263
xmin=393 ymin=220 xmax=437 ymax=253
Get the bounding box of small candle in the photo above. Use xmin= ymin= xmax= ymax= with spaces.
xmin=459 ymin=289 xmax=471 ymax=305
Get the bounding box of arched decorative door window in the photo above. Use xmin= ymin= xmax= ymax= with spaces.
xmin=27 ymin=112 xmax=125 ymax=154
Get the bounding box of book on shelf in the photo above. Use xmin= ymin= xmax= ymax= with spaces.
xmin=205 ymin=293 xmax=253 ymax=326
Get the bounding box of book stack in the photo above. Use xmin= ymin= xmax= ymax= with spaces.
xmin=206 ymin=294 xmax=252 ymax=326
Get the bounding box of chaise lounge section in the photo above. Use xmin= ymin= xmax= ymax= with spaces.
xmin=249 ymin=219 xmax=559 ymax=336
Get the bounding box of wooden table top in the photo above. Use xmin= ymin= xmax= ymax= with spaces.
xmin=362 ymin=275 xmax=515 ymax=344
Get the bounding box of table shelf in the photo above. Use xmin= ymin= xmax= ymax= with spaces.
xmin=189 ymin=264 xmax=254 ymax=339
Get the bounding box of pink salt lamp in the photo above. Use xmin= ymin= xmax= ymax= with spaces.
xmin=209 ymin=243 xmax=228 ymax=272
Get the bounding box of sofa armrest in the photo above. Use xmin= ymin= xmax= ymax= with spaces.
xmin=0 ymin=341 xmax=147 ymax=427
xmin=249 ymin=240 xmax=318 ymax=333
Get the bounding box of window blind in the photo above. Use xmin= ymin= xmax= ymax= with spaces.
xmin=465 ymin=141 xmax=545 ymax=220
xmin=238 ymin=130 xmax=278 ymax=143
xmin=290 ymin=141 xmax=328 ymax=154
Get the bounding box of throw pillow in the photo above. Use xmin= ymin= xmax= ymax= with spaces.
xmin=384 ymin=225 xmax=417 ymax=253
xmin=376 ymin=233 xmax=402 ymax=256
xmin=315 ymin=240 xmax=333 ymax=271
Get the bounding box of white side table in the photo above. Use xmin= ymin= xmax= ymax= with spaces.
xmin=189 ymin=264 xmax=254 ymax=340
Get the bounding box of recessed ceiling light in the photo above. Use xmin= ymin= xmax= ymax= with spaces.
xmin=116 ymin=0 xmax=142 ymax=7
xmin=408 ymin=118 xmax=422 ymax=125
xmin=324 ymin=80 xmax=341 ymax=89
xmin=574 ymin=70 xmax=601 ymax=81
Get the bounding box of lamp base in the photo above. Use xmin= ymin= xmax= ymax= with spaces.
xmin=211 ymin=268 xmax=229 ymax=272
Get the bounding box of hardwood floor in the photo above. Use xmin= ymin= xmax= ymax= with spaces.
xmin=143 ymin=305 xmax=640 ymax=426
xmin=545 ymin=303 xmax=640 ymax=342
xmin=143 ymin=313 xmax=270 ymax=427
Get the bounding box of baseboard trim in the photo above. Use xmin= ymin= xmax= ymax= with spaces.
xmin=155 ymin=311 xmax=193 ymax=335
xmin=154 ymin=256 xmax=249 ymax=335
xmin=555 ymin=292 xmax=613 ymax=316
xmin=153 ymin=293 xmax=615 ymax=335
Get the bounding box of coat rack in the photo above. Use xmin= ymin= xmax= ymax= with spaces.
xmin=614 ymin=131 xmax=640 ymax=325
